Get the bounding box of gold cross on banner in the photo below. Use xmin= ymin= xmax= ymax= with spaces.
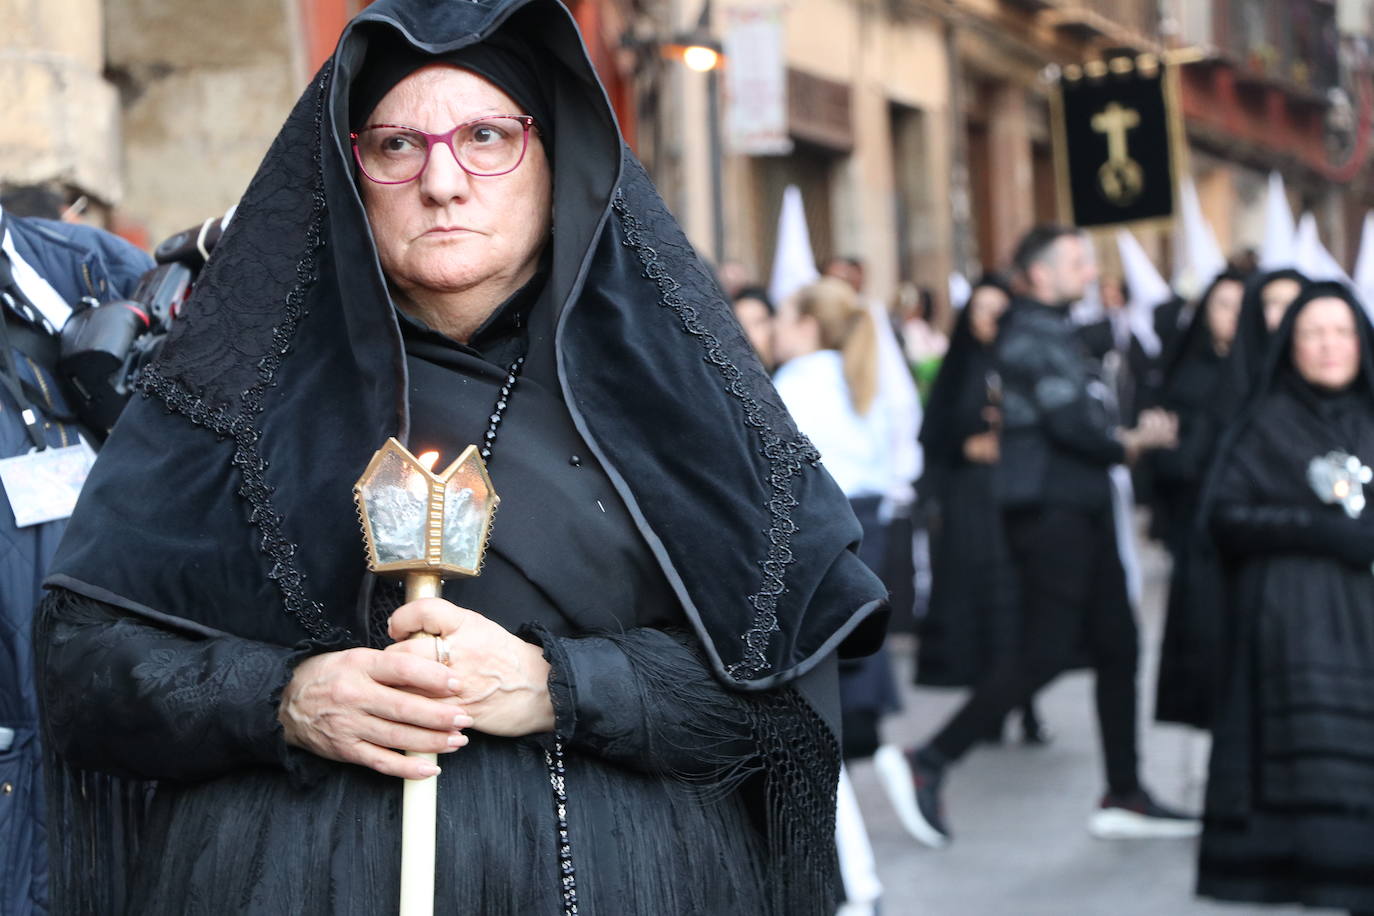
xmin=1091 ymin=102 xmax=1145 ymax=205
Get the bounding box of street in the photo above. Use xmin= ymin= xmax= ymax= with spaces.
xmin=851 ymin=525 xmax=1337 ymax=916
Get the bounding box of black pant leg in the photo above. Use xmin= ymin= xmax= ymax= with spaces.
xmin=929 ymin=507 xmax=1093 ymax=761
xmin=1084 ymin=510 xmax=1142 ymax=796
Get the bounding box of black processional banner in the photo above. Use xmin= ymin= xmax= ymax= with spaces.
xmin=1052 ymin=61 xmax=1181 ymax=228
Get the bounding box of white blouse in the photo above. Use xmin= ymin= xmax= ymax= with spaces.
xmin=773 ymin=349 xmax=895 ymax=499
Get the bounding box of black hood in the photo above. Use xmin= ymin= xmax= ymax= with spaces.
xmin=1257 ymin=281 xmax=1374 ymax=403
xmin=1155 ymin=269 xmax=1246 ymax=413
xmin=48 ymin=0 xmax=885 ymax=690
xmin=1197 ymin=281 xmax=1374 ymax=532
xmin=919 ymin=276 xmax=1008 ymax=468
xmin=1223 ymin=268 xmax=1309 ymax=402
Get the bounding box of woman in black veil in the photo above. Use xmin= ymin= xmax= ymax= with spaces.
xmin=1221 ymin=268 xmax=1307 ymax=411
xmin=1150 ymin=268 xmax=1305 ymax=728
xmin=32 ymin=1 xmax=886 ymax=913
xmin=909 ymin=276 xmax=1046 ymax=742
xmin=1197 ymin=282 xmax=1374 ymax=913
xmin=1149 ymin=270 xmax=1245 ymax=727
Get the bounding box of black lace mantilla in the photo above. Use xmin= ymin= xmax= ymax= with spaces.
xmin=136 ymin=64 xmax=342 ymax=642
xmin=610 ymin=188 xmax=821 ymax=682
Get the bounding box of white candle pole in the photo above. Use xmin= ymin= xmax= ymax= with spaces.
xmin=353 ymin=439 xmax=500 ymax=916
xmin=399 ymin=571 xmax=442 ymax=916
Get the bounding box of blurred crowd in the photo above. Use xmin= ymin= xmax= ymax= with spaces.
xmin=724 ymin=225 xmax=1374 ymax=916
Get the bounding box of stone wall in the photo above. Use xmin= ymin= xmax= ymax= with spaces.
xmin=0 ymin=0 xmax=123 ymax=202
xmin=105 ymin=0 xmax=304 ymax=244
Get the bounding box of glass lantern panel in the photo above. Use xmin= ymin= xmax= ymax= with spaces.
xmin=362 ymin=448 xmax=430 ymax=564
xmin=442 ymin=455 xmax=494 ymax=570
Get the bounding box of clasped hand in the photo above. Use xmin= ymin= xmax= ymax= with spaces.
xmin=278 ymin=598 xmax=554 ymax=779
xmin=1120 ymin=407 xmax=1179 ymax=463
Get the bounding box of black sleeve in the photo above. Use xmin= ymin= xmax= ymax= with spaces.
xmin=1039 ymin=397 xmax=1128 ymax=466
xmin=949 ymin=401 xmax=993 ymax=453
xmin=1003 ymin=329 xmax=1126 ymax=467
xmin=36 ymin=588 xmax=330 ymax=784
xmin=1152 ymin=413 xmax=1218 ymax=484
xmin=522 ymin=625 xmax=759 ymax=779
xmin=1210 ymin=502 xmax=1374 ymax=568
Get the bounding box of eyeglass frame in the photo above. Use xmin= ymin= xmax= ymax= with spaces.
xmin=350 ymin=114 xmax=538 ymax=185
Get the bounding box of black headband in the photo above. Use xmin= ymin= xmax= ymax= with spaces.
xmin=351 ymin=31 xmax=554 ymax=153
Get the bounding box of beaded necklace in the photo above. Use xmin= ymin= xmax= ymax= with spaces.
xmin=478 ymin=353 xmax=578 ymax=916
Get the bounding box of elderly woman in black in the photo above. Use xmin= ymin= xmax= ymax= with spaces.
xmin=34 ymin=2 xmax=886 ymax=913
xmin=1199 ymin=283 xmax=1374 ymax=913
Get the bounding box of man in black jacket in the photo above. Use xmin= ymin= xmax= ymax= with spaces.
xmin=878 ymin=224 xmax=1197 ymax=847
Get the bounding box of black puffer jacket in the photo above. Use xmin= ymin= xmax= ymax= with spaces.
xmin=994 ymin=296 xmax=1126 ymax=511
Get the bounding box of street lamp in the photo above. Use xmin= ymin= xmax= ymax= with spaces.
xmin=626 ymin=2 xmax=727 ymax=264
xmin=679 ymin=2 xmax=726 ymax=265
xmin=682 ymin=43 xmax=721 ymax=73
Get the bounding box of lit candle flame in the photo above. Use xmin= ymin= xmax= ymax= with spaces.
xmin=417 ymin=451 xmax=440 ymax=472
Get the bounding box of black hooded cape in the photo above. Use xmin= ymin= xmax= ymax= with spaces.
xmin=1196 ymin=282 xmax=1374 ymax=910
xmin=1148 ymin=269 xmax=1308 ymax=725
xmin=1220 ymin=268 xmax=1308 ymax=415
xmin=1151 ymin=269 xmax=1307 ymax=728
xmin=1149 ymin=271 xmax=1244 ymax=727
xmin=34 ymin=1 xmax=885 ymax=912
xmin=914 ymin=279 xmax=1019 ymax=687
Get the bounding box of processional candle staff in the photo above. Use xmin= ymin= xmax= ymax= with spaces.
xmin=354 ymin=438 xmax=500 ymax=916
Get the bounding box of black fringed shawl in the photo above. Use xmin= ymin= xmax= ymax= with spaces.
xmin=37 ymin=0 xmax=885 ymax=911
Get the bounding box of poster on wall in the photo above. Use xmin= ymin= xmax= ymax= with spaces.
xmin=723 ymin=5 xmax=793 ymax=156
xmin=1050 ymin=58 xmax=1184 ymax=228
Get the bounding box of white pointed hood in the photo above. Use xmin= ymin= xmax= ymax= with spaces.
xmin=768 ymin=185 xmax=820 ymax=305
xmin=1258 ymin=171 xmax=1298 ymax=271
xmin=1294 ymin=211 xmax=1353 ymax=285
xmin=1171 ymin=175 xmax=1227 ymax=299
xmin=1115 ymin=228 xmax=1170 ymax=357
xmin=1353 ymin=211 xmax=1374 ymax=312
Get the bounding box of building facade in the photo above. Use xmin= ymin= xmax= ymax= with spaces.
xmin=0 ymin=0 xmax=640 ymax=245
xmin=657 ymin=0 xmax=1374 ymax=315
xmin=3 ymin=0 xmax=1372 ymax=316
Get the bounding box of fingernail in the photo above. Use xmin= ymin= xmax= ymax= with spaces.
xmin=447 ymin=678 xmax=461 ymax=693
xmin=418 ymin=764 xmax=440 ymax=777
xmin=447 ymin=733 xmax=468 ymax=748
xmin=453 ymin=714 xmax=474 ymax=728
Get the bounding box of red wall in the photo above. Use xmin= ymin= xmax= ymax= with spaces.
xmin=1179 ymin=62 xmax=1329 ymax=173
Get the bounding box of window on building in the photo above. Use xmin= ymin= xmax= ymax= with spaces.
xmin=891 ymin=102 xmax=942 ymax=292
xmin=752 ymin=142 xmax=838 ymax=284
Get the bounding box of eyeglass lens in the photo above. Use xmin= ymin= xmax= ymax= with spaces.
xmin=356 ymin=117 xmax=529 ymax=183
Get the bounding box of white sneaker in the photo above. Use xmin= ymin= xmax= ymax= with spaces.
xmin=874 ymin=744 xmax=950 ymax=848
xmin=1087 ymin=790 xmax=1202 ymax=839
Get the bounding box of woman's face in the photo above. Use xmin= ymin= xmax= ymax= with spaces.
xmin=1261 ymin=277 xmax=1303 ymax=331
xmin=968 ymin=286 xmax=1009 ymax=345
xmin=733 ymin=297 xmax=775 ymax=368
xmin=360 ymin=65 xmax=552 ymax=311
xmin=1205 ymin=278 xmax=1244 ymax=355
xmin=772 ymin=295 xmax=816 ymax=365
xmin=1292 ymin=297 xmax=1361 ymax=391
